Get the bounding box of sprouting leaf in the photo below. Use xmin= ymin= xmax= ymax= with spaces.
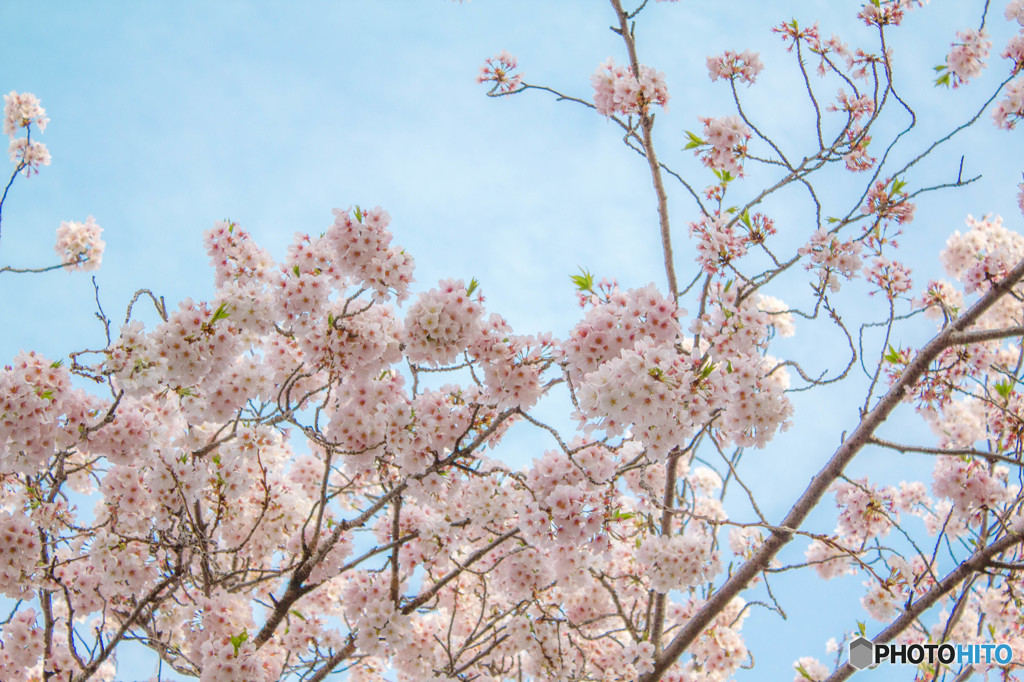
xmin=466 ymin=277 xmax=480 ymax=297
xmin=740 ymin=210 xmax=752 ymax=228
xmin=293 ymin=264 xmax=301 ymax=277
xmin=290 ymin=609 xmax=307 ymax=622
xmin=609 ymin=508 xmax=634 ymax=521
xmin=994 ymin=380 xmax=1014 ymax=400
xmin=327 ymin=313 xmax=335 ymax=328
xmin=723 ymin=279 xmax=734 ymax=293
xmin=570 ymin=267 xmax=595 ymax=294
xmin=230 ymin=628 xmax=248 ymax=656
xmin=890 ymin=177 xmax=907 ymax=194
xmin=683 ymin=130 xmax=705 ymax=150
xmin=209 ymin=302 xmax=230 ymax=327
xmin=858 ymin=620 xmax=867 ymax=636
xmin=50 ymin=359 xmax=63 ymax=368
xmin=882 ymin=344 xmax=902 ymax=364
xmin=354 ymin=205 xmax=363 ymax=222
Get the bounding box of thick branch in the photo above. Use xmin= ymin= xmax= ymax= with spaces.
xmin=823 ymin=530 xmax=1024 ymax=682
xmin=641 ymin=257 xmax=1024 ymax=681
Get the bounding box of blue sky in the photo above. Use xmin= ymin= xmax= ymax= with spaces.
xmin=2 ymin=1 xmax=1022 ymax=679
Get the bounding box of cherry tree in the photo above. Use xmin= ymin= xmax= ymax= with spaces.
xmin=3 ymin=1 xmax=1024 ymax=680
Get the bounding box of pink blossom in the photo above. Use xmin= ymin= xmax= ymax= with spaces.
xmin=2 ymin=91 xmax=48 ymax=137
xmin=1007 ymin=0 xmax=1024 ymax=26
xmin=477 ymin=51 xmax=523 ymax=95
xmin=863 ymin=255 xmax=913 ymax=299
xmin=798 ymin=229 xmax=863 ymax=292
xmin=706 ymin=49 xmax=764 ymax=85
xmin=862 ymin=178 xmax=915 ymax=224
xmin=1003 ymin=33 xmax=1024 ymax=73
xmin=7 ymin=137 xmax=50 ymax=175
xmin=694 ymin=115 xmax=751 ymax=175
xmin=591 ymin=58 xmax=669 ymax=117
xmin=992 ymin=76 xmax=1024 ymax=128
xmin=793 ymin=657 xmax=829 ymax=681
xmin=54 ymin=216 xmax=105 ymax=271
xmin=944 ymin=28 xmax=992 ymax=87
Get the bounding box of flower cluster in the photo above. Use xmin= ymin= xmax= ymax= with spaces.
xmin=857 ymin=0 xmax=925 ymax=27
xmin=591 ymin=58 xmax=669 ymax=117
xmin=691 ymin=115 xmax=752 ymax=176
xmin=863 ymin=255 xmax=913 ymax=299
xmin=992 ymin=77 xmax=1024 ymax=129
xmin=54 ymin=216 xmax=105 ymax=271
xmin=832 ymin=478 xmax=900 ymax=544
xmin=3 ymin=92 xmax=49 ymax=176
xmin=797 ymin=229 xmax=864 ymax=292
xmin=932 ymin=456 xmax=1010 ymax=513
xmin=862 ymin=178 xmax=915 ymax=225
xmin=944 ymin=28 xmax=992 ymax=87
xmin=706 ymin=49 xmax=764 ymax=85
xmin=941 ymin=214 xmax=1024 ymax=299
xmin=689 ymin=214 xmax=748 ymax=274
xmin=477 ymin=50 xmax=523 ymax=96
xmin=403 ymin=279 xmax=484 ymax=366
xmin=326 ymin=206 xmax=414 ymax=302
xmin=637 ymin=532 xmax=720 ymax=592
xmin=2 ymin=91 xmax=47 ymax=136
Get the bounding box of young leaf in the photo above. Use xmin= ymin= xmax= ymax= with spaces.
xmin=570 ymin=266 xmax=595 ymax=294
xmin=466 ymin=277 xmax=480 ymax=297
xmin=994 ymin=380 xmax=1014 ymax=400
xmin=683 ymin=130 xmax=705 ymax=150
xmin=882 ymin=344 xmax=902 ymax=364
xmin=230 ymin=628 xmax=248 ymax=656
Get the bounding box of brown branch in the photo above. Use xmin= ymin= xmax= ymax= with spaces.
xmin=641 ymin=257 xmax=1024 ymax=681
xmin=823 ymin=530 xmax=1024 ymax=682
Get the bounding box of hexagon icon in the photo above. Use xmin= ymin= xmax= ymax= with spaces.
xmin=849 ymin=637 xmax=874 ymax=670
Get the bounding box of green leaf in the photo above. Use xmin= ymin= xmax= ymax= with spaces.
xmin=327 ymin=313 xmax=335 ymax=328
xmin=570 ymin=267 xmax=595 ymax=294
xmin=293 ymin=264 xmax=301 ymax=277
xmin=795 ymin=664 xmax=814 ymax=680
xmin=50 ymin=359 xmax=63 ymax=369
xmin=858 ymin=620 xmax=867 ymax=636
xmin=995 ymin=380 xmax=1014 ymax=400
xmin=609 ymin=509 xmax=634 ymax=521
xmin=882 ymin=344 xmax=902 ymax=364
xmin=890 ymin=177 xmax=907 ymax=194
xmin=209 ymin=302 xmax=231 ymax=327
xmin=740 ymin=210 xmax=752 ymax=228
xmin=935 ymin=70 xmax=951 ymax=88
xmin=230 ymin=628 xmax=248 ymax=656
xmin=354 ymin=205 xmax=363 ymax=222
xmin=683 ymin=130 xmax=705 ymax=150
xmin=723 ymin=279 xmax=733 ymax=293
xmin=466 ymin=277 xmax=480 ymax=297
xmin=290 ymin=609 xmax=307 ymax=622
xmin=38 ymin=389 xmax=54 ymax=400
